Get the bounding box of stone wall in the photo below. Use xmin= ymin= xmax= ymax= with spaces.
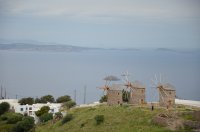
xmin=194 ymin=111 xmax=200 ymax=121
xmin=129 ymin=88 xmax=145 ymax=105
xmin=107 ymin=90 xmax=123 ymax=105
xmin=159 ymin=90 xmax=175 ymax=108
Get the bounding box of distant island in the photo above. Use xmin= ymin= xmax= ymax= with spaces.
xmin=0 ymin=40 xmax=199 ymax=53
xmin=0 ymin=43 xmax=141 ymax=52
xmin=0 ymin=43 xmax=100 ymax=52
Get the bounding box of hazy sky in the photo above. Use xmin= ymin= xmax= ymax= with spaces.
xmin=0 ymin=0 xmax=200 ymax=48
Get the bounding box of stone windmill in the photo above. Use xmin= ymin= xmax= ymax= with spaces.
xmin=151 ymin=74 xmax=176 ymax=108
xmin=98 ymin=75 xmax=122 ymax=105
xmin=122 ymin=71 xmax=146 ymax=105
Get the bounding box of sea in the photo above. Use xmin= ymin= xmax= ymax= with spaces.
xmin=0 ymin=49 xmax=199 ymax=104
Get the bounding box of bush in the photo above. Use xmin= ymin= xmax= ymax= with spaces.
xmin=0 ymin=102 xmax=10 ymax=115
xmin=11 ymin=116 xmax=34 ymax=132
xmin=35 ymin=106 xmax=50 ymax=117
xmin=63 ymin=101 xmax=76 ymax=109
xmin=0 ymin=114 xmax=8 ymax=121
xmin=62 ymin=114 xmax=73 ymax=124
xmin=39 ymin=113 xmax=53 ymax=122
xmin=7 ymin=113 xmax=23 ymax=124
xmin=94 ymin=115 xmax=104 ymax=125
xmin=56 ymin=95 xmax=71 ymax=103
xmin=99 ymin=95 xmax=107 ymax=103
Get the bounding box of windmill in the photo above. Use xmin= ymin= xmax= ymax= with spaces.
xmin=151 ymin=74 xmax=176 ymax=108
xmin=122 ymin=71 xmax=146 ymax=105
xmin=98 ymin=75 xmax=122 ymax=105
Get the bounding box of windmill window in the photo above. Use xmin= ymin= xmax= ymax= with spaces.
xmin=118 ymin=93 xmax=119 ymax=95
xmin=142 ymin=90 xmax=144 ymax=93
xmin=169 ymin=92 xmax=171 ymax=95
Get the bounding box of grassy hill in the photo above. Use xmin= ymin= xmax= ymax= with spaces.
xmin=36 ymin=105 xmax=174 ymax=132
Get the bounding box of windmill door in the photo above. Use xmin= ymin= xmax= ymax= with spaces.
xmin=168 ymin=100 xmax=172 ymax=107
xmin=141 ymin=99 xmax=144 ymax=104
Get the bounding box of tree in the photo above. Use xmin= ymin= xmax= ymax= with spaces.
xmin=40 ymin=95 xmax=55 ymax=103
xmin=122 ymin=90 xmax=130 ymax=102
xmin=56 ymin=95 xmax=71 ymax=103
xmin=35 ymin=98 xmax=41 ymax=103
xmin=35 ymin=106 xmax=50 ymax=117
xmin=18 ymin=97 xmax=34 ymax=105
xmin=63 ymin=101 xmax=76 ymax=109
xmin=0 ymin=102 xmax=10 ymax=115
xmin=99 ymin=95 xmax=107 ymax=103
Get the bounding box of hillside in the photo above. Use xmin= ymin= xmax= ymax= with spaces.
xmin=36 ymin=105 xmax=179 ymax=132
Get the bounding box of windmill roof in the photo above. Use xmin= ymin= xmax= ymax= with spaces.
xmin=161 ymin=83 xmax=176 ymax=91
xmin=109 ymin=84 xmax=124 ymax=91
xmin=104 ymin=75 xmax=120 ymax=81
xmin=132 ymin=80 xmax=146 ymax=88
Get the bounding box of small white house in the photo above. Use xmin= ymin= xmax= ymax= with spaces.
xmin=0 ymin=99 xmax=19 ymax=111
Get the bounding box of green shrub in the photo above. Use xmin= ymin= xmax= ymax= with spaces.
xmin=0 ymin=102 xmax=10 ymax=115
xmin=7 ymin=113 xmax=23 ymax=124
xmin=11 ymin=116 xmax=34 ymax=132
xmin=63 ymin=101 xmax=76 ymax=109
xmin=94 ymin=115 xmax=104 ymax=125
xmin=0 ymin=114 xmax=8 ymax=121
xmin=62 ymin=114 xmax=73 ymax=124
xmin=39 ymin=113 xmax=53 ymax=122
xmin=99 ymin=95 xmax=107 ymax=103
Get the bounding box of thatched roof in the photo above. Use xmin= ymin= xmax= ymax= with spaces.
xmin=103 ymin=75 xmax=120 ymax=81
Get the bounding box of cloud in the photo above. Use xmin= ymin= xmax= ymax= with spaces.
xmin=0 ymin=0 xmax=200 ymax=21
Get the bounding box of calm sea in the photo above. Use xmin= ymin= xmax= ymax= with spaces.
xmin=0 ymin=50 xmax=199 ymax=104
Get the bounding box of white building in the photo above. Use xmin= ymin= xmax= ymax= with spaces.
xmin=16 ymin=103 xmax=61 ymax=116
xmin=0 ymin=99 xmax=62 ymax=123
